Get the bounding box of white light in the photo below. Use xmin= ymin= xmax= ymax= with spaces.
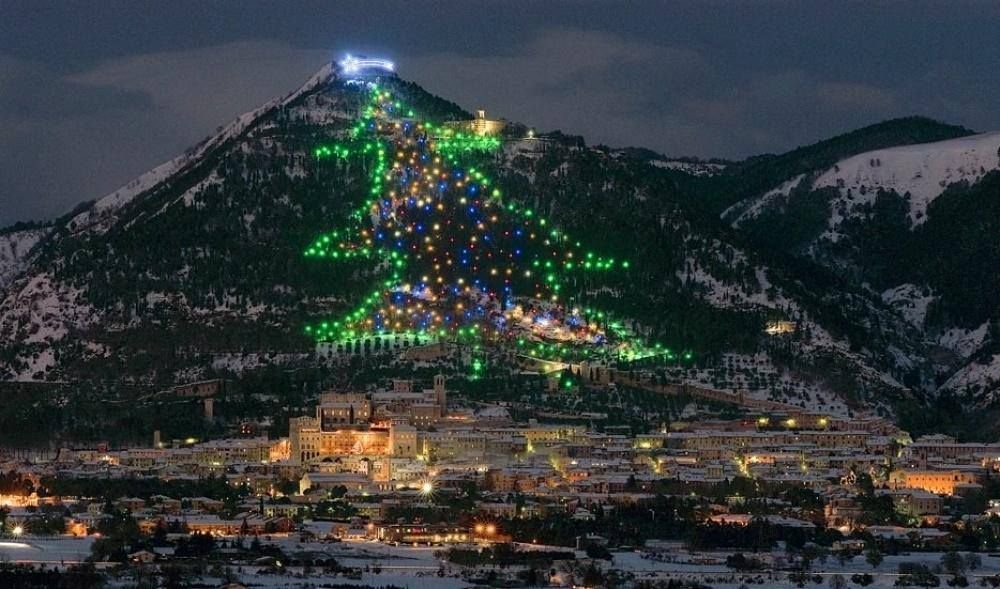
xmin=11 ymin=525 xmax=23 ymax=536
xmin=339 ymin=54 xmax=395 ymax=75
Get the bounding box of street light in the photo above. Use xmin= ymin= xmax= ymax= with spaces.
xmin=11 ymin=525 xmax=23 ymax=537
xmin=420 ymin=481 xmax=434 ymax=495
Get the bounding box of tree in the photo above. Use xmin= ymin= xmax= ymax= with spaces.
xmin=864 ymin=545 xmax=883 ymax=570
xmin=941 ymin=550 xmax=966 ymax=576
xmin=726 ymin=552 xmax=762 ymax=571
xmin=581 ymin=563 xmax=605 ymax=588
xmin=585 ymin=543 xmax=612 ymax=561
xmin=160 ymin=563 xmax=193 ymax=589
xmin=275 ymin=478 xmax=298 ymax=496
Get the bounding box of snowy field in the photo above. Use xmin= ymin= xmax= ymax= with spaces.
xmin=0 ymin=536 xmax=95 ymax=563
xmin=7 ymin=536 xmax=1000 ymax=588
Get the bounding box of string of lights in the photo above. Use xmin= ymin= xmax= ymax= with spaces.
xmin=303 ymin=86 xmax=679 ymax=364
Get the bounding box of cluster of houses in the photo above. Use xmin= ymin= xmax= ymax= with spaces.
xmin=2 ymin=376 xmax=999 ymax=547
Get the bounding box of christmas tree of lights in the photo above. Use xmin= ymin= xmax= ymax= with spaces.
xmin=304 ymin=85 xmax=668 ymax=363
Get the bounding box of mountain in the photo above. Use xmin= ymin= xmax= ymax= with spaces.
xmin=723 ymin=129 xmax=1000 ymax=408
xmin=1 ymin=61 xmax=997 ymax=436
xmin=0 ymin=222 xmax=52 ymax=288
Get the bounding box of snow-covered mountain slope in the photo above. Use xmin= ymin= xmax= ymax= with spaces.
xmin=0 ymin=226 xmax=51 ymax=289
xmin=0 ymin=61 xmax=969 ymax=417
xmin=67 ymin=63 xmax=338 ymax=237
xmin=943 ymin=354 xmax=1000 ymax=402
xmin=727 ymin=131 xmax=1000 ymax=231
xmin=505 ymin=140 xmax=925 ymax=412
xmin=674 ymin=241 xmax=915 ymax=408
xmin=812 ymin=131 xmax=1000 ymax=225
xmin=0 ymin=64 xmax=342 ymax=381
xmin=722 ymin=129 xmax=1000 ymax=405
xmin=650 ymin=159 xmax=727 ymax=176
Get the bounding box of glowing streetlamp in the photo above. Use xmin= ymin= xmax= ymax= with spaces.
xmin=11 ymin=525 xmax=23 ymax=537
xmin=420 ymin=481 xmax=434 ymax=495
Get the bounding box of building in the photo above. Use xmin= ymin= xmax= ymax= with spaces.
xmin=299 ymin=472 xmax=371 ymax=495
xmin=289 ymin=417 xmax=390 ymax=463
xmin=441 ymin=110 xmax=506 ymax=137
xmin=902 ymin=434 xmax=1000 ymax=467
xmin=889 ymin=468 xmax=983 ymax=496
xmin=764 ymin=321 xmax=797 ymax=335
xmin=318 ymin=392 xmax=371 ymax=428
xmin=371 ymin=375 xmax=448 ymax=425
xmin=171 ymin=379 xmax=227 ymax=398
xmin=881 ymin=489 xmax=943 ymax=518
xmin=374 ymin=523 xmax=471 ymax=545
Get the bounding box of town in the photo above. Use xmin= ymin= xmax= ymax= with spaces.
xmin=4 ymin=9 xmax=1000 ymax=588
xmin=2 ymin=362 xmax=1000 ymax=588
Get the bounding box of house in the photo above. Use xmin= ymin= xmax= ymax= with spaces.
xmin=129 ymin=550 xmax=157 ymax=564
xmin=183 ymin=496 xmax=225 ymax=512
xmin=116 ymin=497 xmax=146 ymax=512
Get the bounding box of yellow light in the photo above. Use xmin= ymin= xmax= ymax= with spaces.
xmin=420 ymin=481 xmax=434 ymax=495
xmin=11 ymin=525 xmax=23 ymax=536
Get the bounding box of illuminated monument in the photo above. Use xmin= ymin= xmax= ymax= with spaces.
xmin=306 ymin=56 xmax=672 ymax=367
xmin=338 ymin=54 xmax=397 ymax=80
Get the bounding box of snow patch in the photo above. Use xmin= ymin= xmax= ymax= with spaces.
xmin=938 ymin=323 xmax=989 ymax=359
xmin=0 ymin=226 xmax=50 ymax=289
xmin=725 ymin=174 xmax=806 ymax=225
xmin=813 ymin=131 xmax=1000 ymax=225
xmin=650 ymin=159 xmax=727 ymax=176
xmin=66 ymin=62 xmax=338 ymax=236
xmin=942 ymin=354 xmax=1000 ymax=396
xmin=727 ymin=132 xmax=1000 ymax=233
xmin=880 ymin=283 xmax=935 ymax=329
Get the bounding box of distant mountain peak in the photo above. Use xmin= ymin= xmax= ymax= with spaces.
xmin=64 ymin=62 xmax=341 ymax=238
xmin=1 ymin=61 xmax=996 ymax=420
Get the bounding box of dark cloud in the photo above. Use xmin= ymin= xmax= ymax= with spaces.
xmin=1 ymin=1 xmax=999 ymax=226
xmin=0 ymin=43 xmax=329 ymax=225
xmin=0 ymin=55 xmax=153 ymax=120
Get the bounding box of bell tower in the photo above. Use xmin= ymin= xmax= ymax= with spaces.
xmin=433 ymin=374 xmax=447 ymax=409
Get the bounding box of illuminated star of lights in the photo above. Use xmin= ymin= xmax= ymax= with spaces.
xmin=339 ymin=54 xmax=395 ymax=75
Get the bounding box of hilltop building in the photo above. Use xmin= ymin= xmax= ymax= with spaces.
xmin=442 ymin=109 xmax=507 ymax=136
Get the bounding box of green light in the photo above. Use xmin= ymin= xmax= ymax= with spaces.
xmin=300 ymin=86 xmax=668 ymax=364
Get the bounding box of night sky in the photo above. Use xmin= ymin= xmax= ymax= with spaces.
xmin=3 ymin=1 xmax=999 ymax=226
